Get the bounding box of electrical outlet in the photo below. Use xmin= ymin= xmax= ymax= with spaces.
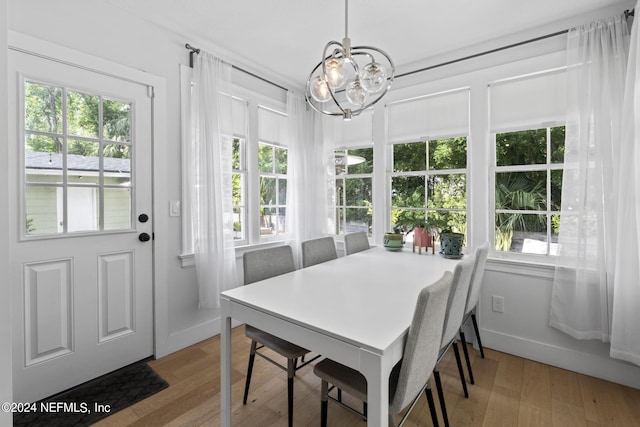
xmin=492 ymin=295 xmax=505 ymax=313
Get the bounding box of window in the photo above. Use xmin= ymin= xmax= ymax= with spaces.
xmin=257 ymin=105 xmax=288 ymax=240
xmin=23 ymin=80 xmax=132 ymax=236
xmin=386 ymin=88 xmax=470 ymax=242
xmin=335 ymin=147 xmax=373 ymax=235
xmin=231 ymin=137 xmax=246 ymax=243
xmin=489 ymin=69 xmax=566 ymax=257
xmin=391 ymin=138 xmax=467 ymax=237
xmin=180 ymin=64 xmax=291 ymax=257
xmin=493 ymin=126 xmax=564 ymax=255
xmin=258 ymin=142 xmax=287 ymax=238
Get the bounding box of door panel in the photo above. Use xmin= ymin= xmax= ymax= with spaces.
xmin=9 ymin=50 xmax=154 ymax=403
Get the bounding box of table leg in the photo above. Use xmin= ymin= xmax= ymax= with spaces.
xmin=360 ymin=350 xmax=390 ymax=427
xmin=220 ymin=300 xmax=232 ymax=427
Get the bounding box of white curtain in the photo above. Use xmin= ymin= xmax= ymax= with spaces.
xmin=285 ymin=92 xmax=332 ymax=267
xmin=188 ymin=52 xmax=238 ymax=308
xmin=611 ymin=6 xmax=640 ymax=365
xmin=550 ymin=16 xmax=630 ymax=342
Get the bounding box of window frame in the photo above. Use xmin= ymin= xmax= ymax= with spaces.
xmin=490 ymin=124 xmax=565 ymax=259
xmin=388 ymin=135 xmax=468 ymax=241
xmin=334 ymin=146 xmax=374 ymax=236
xmin=179 ymin=64 xmax=289 ymax=264
xmin=21 ymin=77 xmax=135 ymax=239
xmin=258 ymin=140 xmax=289 ymax=241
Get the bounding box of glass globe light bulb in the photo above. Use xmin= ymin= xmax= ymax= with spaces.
xmin=346 ymin=79 xmax=368 ymax=106
xmin=310 ymin=76 xmax=331 ymax=103
xmin=324 ymin=57 xmax=347 ymax=89
xmin=360 ymin=62 xmax=387 ymax=93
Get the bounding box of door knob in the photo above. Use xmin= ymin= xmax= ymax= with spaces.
xmin=139 ymin=232 xmax=151 ymax=242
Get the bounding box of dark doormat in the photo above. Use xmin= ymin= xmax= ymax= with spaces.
xmin=13 ymin=360 xmax=169 ymax=427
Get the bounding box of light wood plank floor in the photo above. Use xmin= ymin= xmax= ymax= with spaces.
xmin=93 ymin=326 xmax=640 ymax=426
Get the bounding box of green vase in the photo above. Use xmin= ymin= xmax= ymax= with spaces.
xmin=440 ymin=232 xmax=464 ymax=257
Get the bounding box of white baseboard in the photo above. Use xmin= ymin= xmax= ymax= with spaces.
xmin=160 ymin=317 xmax=241 ymax=358
xmin=481 ymin=328 xmax=640 ymax=390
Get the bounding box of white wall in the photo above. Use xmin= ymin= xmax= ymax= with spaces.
xmin=6 ymin=0 xmax=221 ymax=358
xmin=481 ymin=262 xmax=640 ymax=389
xmin=1 ymin=0 xmax=14 ymax=423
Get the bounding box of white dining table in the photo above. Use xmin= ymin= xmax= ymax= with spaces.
xmin=220 ymin=246 xmax=460 ymax=426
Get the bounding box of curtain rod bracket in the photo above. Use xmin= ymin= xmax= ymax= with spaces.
xmin=624 ymin=9 xmax=635 ymax=20
xmin=185 ymin=43 xmax=200 ymax=68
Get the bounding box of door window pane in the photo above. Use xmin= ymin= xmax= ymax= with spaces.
xmin=25 ymin=134 xmax=63 ymax=184
xmin=103 ymin=99 xmax=131 ymax=142
xmin=67 ymin=186 xmax=99 ymax=232
xmin=22 ymin=80 xmax=135 ymax=235
xmin=67 ymin=91 xmax=99 ymax=138
xmin=104 ymin=188 xmax=132 ymax=230
xmin=25 ymin=82 xmax=62 ymax=133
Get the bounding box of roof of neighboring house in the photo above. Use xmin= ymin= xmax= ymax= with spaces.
xmin=25 ymin=151 xmax=131 ymax=174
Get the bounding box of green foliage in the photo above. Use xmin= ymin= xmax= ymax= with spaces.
xmin=25 ymin=82 xmax=131 ymax=157
xmin=391 ymin=138 xmax=467 ymax=234
xmin=493 ymin=127 xmax=565 ymax=251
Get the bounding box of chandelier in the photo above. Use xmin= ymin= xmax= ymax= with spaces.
xmin=305 ymin=0 xmax=394 ymax=121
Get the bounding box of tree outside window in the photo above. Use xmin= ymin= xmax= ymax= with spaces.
xmin=259 ymin=142 xmax=287 ymax=238
xmin=231 ymin=137 xmax=246 ymax=242
xmin=494 ymin=126 xmax=564 ymax=255
xmin=24 ymin=80 xmax=132 ymax=236
xmin=335 ymin=147 xmax=373 ymax=236
xmin=391 ymin=137 xmax=467 ymax=242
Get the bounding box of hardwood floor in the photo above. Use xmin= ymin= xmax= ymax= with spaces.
xmin=93 ymin=326 xmax=640 ymax=426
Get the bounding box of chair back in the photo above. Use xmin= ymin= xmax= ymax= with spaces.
xmin=465 ymin=242 xmax=490 ymax=316
xmin=302 ymin=237 xmax=338 ymax=268
xmin=390 ymin=272 xmax=453 ymax=414
xmin=243 ymin=245 xmax=296 ymax=285
xmin=344 ymin=231 xmax=370 ymax=255
xmin=441 ymin=254 xmax=476 ymax=347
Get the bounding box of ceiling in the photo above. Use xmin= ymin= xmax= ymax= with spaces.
xmin=105 ymin=0 xmax=630 ymax=89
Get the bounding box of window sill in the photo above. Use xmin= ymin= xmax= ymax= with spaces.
xmin=179 ymin=240 xmax=290 ymax=268
xmin=486 ymin=256 xmax=555 ymax=279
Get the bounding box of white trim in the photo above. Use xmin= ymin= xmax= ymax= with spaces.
xmin=160 ymin=318 xmax=242 ymax=358
xmin=481 ymin=328 xmax=640 ymax=390
xmin=8 ymin=31 xmax=171 ymax=360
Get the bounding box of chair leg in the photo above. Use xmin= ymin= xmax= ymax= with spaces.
xmin=425 ymin=385 xmax=440 ymax=427
xmin=471 ymin=313 xmax=485 ymax=359
xmin=287 ymin=358 xmax=295 ymax=427
xmin=243 ymin=340 xmax=258 ymax=405
xmin=434 ymin=369 xmax=449 ymax=427
xmin=452 ymin=341 xmax=469 ymax=398
xmin=459 ymin=330 xmax=475 ymax=385
xmin=320 ymin=380 xmax=328 ymax=427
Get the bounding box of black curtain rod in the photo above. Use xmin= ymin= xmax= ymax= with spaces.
xmin=184 ymin=43 xmax=288 ymax=92
xmin=397 ymin=8 xmax=635 ymax=80
xmin=185 ymin=8 xmax=635 ymax=91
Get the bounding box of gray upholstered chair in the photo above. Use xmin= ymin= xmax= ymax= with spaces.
xmin=459 ymin=242 xmax=490 ymax=385
xmin=344 ymin=231 xmax=370 ymax=255
xmin=302 ymin=236 xmax=338 ymax=268
xmin=313 ymin=272 xmax=453 ymax=427
xmin=433 ymin=253 xmax=476 ymax=427
xmin=242 ymin=245 xmax=318 ymax=427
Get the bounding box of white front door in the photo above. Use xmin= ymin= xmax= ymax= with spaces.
xmin=9 ymin=50 xmax=154 ymax=403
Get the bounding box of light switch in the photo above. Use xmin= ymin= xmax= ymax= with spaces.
xmin=169 ymin=200 xmax=181 ymax=217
